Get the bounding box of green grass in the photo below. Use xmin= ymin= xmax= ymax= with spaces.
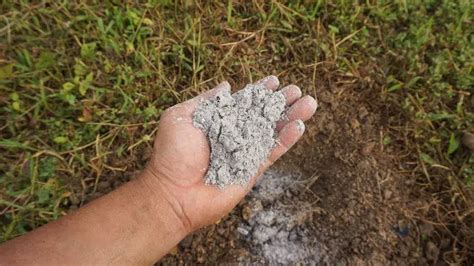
xmin=0 ymin=0 xmax=472 ymax=262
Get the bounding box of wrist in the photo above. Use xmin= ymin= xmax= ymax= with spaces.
xmin=137 ymin=167 xmax=193 ymax=236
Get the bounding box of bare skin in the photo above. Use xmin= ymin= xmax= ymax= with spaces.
xmin=0 ymin=76 xmax=317 ymax=265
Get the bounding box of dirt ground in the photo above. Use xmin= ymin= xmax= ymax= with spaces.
xmin=154 ymin=73 xmax=435 ymax=264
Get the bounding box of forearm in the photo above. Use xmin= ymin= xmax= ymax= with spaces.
xmin=0 ymin=171 xmax=188 ymax=265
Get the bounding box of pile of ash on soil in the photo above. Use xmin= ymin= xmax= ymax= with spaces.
xmin=236 ymin=170 xmax=327 ymax=264
xmin=193 ymin=83 xmax=285 ymax=188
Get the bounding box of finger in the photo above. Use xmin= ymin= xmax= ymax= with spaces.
xmin=254 ymin=75 xmax=279 ymax=91
xmin=270 ymin=119 xmax=305 ymax=165
xmin=280 ymin=85 xmax=302 ymax=106
xmin=276 ymin=95 xmax=317 ymax=131
xmin=175 ymin=81 xmax=231 ymax=116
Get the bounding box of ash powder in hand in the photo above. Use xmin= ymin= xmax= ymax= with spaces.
xmin=192 ymin=82 xmax=286 ymax=188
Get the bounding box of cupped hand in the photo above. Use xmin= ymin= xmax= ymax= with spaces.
xmin=144 ymin=76 xmax=317 ymax=232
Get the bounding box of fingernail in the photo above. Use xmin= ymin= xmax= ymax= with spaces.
xmin=281 ymin=84 xmax=302 ymax=94
xmin=296 ymin=119 xmax=305 ymax=133
xmin=302 ymin=95 xmax=318 ymax=113
xmin=311 ymin=96 xmax=319 ymax=111
xmin=216 ymin=81 xmax=231 ymax=92
xmin=281 ymin=85 xmax=302 ymax=103
xmin=256 ymin=75 xmax=277 ymax=84
xmin=255 ymin=75 xmax=279 ymax=90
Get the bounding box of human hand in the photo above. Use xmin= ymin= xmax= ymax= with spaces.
xmin=142 ymin=76 xmax=317 ymax=233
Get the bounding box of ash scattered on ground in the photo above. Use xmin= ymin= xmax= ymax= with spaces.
xmin=237 ymin=170 xmax=327 ymax=264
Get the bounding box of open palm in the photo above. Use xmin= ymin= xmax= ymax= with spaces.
xmin=146 ymin=76 xmax=317 ymax=231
